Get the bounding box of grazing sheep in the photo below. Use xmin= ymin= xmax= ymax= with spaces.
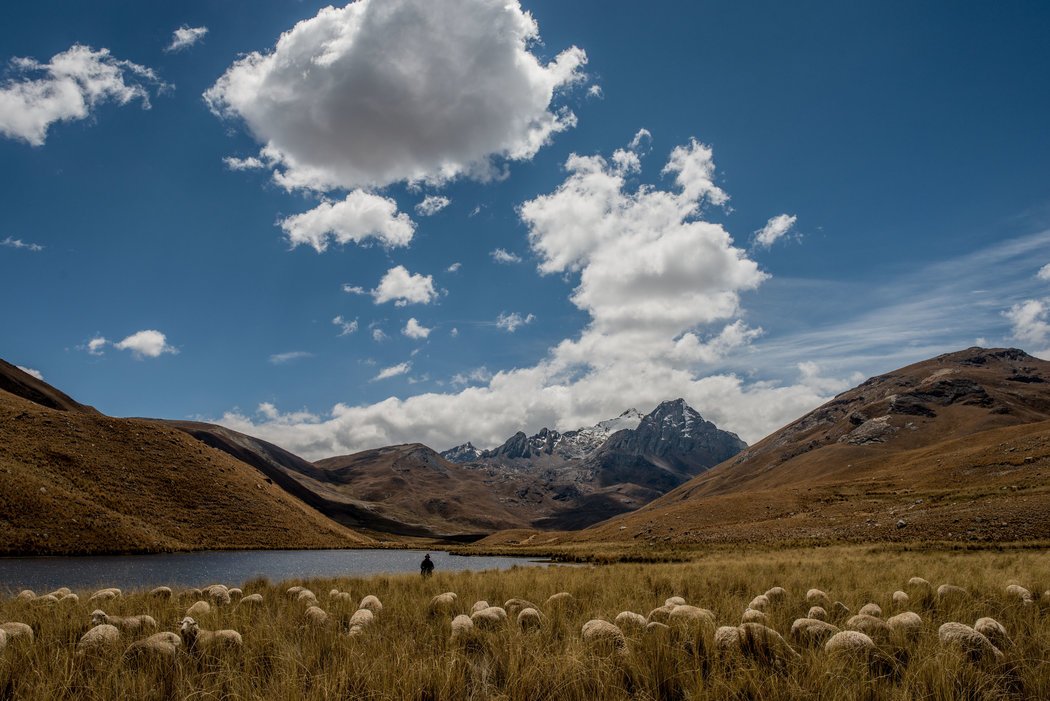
xmin=907 ymin=578 xmax=934 ymax=605
xmin=359 ymin=595 xmax=383 ymax=614
xmin=470 ymin=600 xmax=491 ymax=615
xmin=614 ymin=611 xmax=648 ymax=633
xmin=936 ymin=584 xmax=969 ymax=608
xmin=846 ymin=614 xmax=892 ymax=641
xmin=238 ymin=593 xmax=264 ymax=607
xmin=186 ymin=588 xmax=203 ymax=599
xmin=825 ymin=630 xmax=876 ymax=657
xmin=748 ymin=594 xmax=770 ymax=612
xmin=304 ymin=606 xmax=330 ymax=628
xmin=858 ymin=603 xmax=882 ymax=618
xmin=790 ymin=618 xmax=840 ymax=647
xmin=77 ymin=624 xmax=121 ymax=656
xmin=286 ymin=586 xmax=305 ymax=598
xmin=645 ymin=621 xmax=671 ymax=637
xmin=832 ymin=602 xmax=851 ymax=620
xmin=331 ymin=592 xmax=355 ymax=606
xmin=741 ymin=608 xmax=768 ymax=624
xmin=664 ymin=596 xmax=686 ymax=607
xmin=89 ymin=588 xmax=121 ymax=602
xmin=517 ymin=608 xmax=543 ymax=632
xmin=1004 ymin=584 xmax=1034 ymax=606
xmin=938 ymin=622 xmax=1003 ymax=664
xmin=471 ymin=607 xmax=508 ymax=630
xmin=974 ymin=617 xmax=1009 ymax=650
xmin=739 ymin=622 xmax=801 ymax=667
xmin=14 ymin=590 xmax=36 ymax=602
xmin=149 ymin=586 xmax=172 ymax=599
xmin=347 ymin=608 xmax=374 ymax=636
xmin=59 ymin=593 xmax=79 ymax=605
xmin=714 ymin=626 xmax=742 ymax=655
xmin=123 ymin=632 xmax=181 ymax=665
xmin=581 ymin=619 xmax=627 ymax=655
xmin=504 ymin=598 xmax=538 ymax=618
xmin=296 ymin=589 xmax=318 ymax=606
xmin=807 ymin=606 xmax=827 ymax=621
xmin=179 ymin=617 xmax=243 ymax=653
xmin=228 ymin=588 xmax=242 ymax=601
xmin=907 ymin=577 xmax=931 ymax=591
xmin=892 ymin=591 xmax=910 ymax=609
xmin=450 ymin=614 xmax=474 ymax=642
xmin=0 ymin=622 xmax=33 ymax=644
xmin=91 ymin=610 xmax=158 ymax=634
xmin=668 ymin=605 xmax=715 ymax=629
xmin=764 ymin=587 xmax=788 ymax=603
xmin=47 ymin=587 xmax=71 ymax=598
xmin=887 ymin=611 xmax=923 ymax=643
xmin=429 ymin=592 xmax=459 ymax=618
xmin=186 ymin=601 xmax=211 ymax=618
xmin=545 ymin=592 xmax=579 ymax=615
xmin=646 ymin=604 xmax=674 ymax=624
xmin=204 ymin=584 xmax=231 ymax=606
xmin=0 ymin=629 xmax=5 ymax=653
xmin=806 ymin=589 xmax=831 ymax=607
xmin=31 ymin=594 xmax=59 ymax=606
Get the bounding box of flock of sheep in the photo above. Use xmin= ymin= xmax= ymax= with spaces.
xmin=0 ymin=575 xmax=1044 ymax=680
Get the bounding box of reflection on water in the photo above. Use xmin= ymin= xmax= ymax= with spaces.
xmin=0 ymin=549 xmax=553 ymax=592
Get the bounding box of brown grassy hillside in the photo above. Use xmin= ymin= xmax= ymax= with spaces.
xmin=485 ymin=347 xmax=1050 ymax=546
xmin=0 ymin=364 xmax=372 ymax=555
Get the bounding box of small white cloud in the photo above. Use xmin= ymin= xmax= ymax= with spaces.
xmin=449 ymin=327 xmax=459 ymax=337
xmin=1037 ymin=264 xmax=1050 ymax=281
xmin=279 ymin=191 xmax=415 ymax=253
xmin=450 ymin=366 xmax=492 ymax=386
xmin=342 ymin=284 xmax=367 ymax=295
xmin=446 ymin=262 xmax=461 ymax=273
xmin=256 ymin=402 xmax=318 ymax=423
xmin=975 ymin=336 xmax=988 ymax=346
xmin=1 ymin=236 xmax=44 ymax=252
xmin=372 ymin=361 xmax=411 ymax=381
xmin=496 ymin=312 xmax=534 ymax=332
xmin=86 ymin=336 xmax=108 ymax=356
xmin=415 ymin=195 xmax=450 ymax=216
xmin=166 ymin=25 xmax=209 ymax=52
xmin=753 ymin=213 xmax=798 ymax=249
xmin=222 ymin=155 xmax=266 ymax=171
xmin=1004 ymin=299 xmax=1050 ymax=350
xmin=372 ymin=327 xmax=388 ymax=342
xmin=587 ymin=84 xmax=603 ymax=99
xmin=269 ymin=350 xmax=313 ymax=365
xmin=469 ymin=205 xmax=483 ymax=218
xmin=16 ymin=365 xmax=43 ymax=380
xmin=332 ymin=316 xmax=358 ymax=336
xmin=113 ymin=330 xmax=177 ymax=359
xmin=0 ymin=44 xmax=164 ymax=146
xmin=491 ymin=248 xmax=522 ymax=264
xmin=372 ymin=265 xmax=437 ymax=306
xmin=402 ymin=317 xmax=431 ymax=340
xmin=407 ymin=373 xmax=429 ymax=385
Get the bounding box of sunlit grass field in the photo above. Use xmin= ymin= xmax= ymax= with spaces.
xmin=1 ymin=545 xmax=1047 ymax=700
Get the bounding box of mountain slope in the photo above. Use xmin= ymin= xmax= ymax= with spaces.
xmin=486 ymin=347 xmax=1050 ymax=546
xmin=0 ymin=362 xmax=372 ymax=555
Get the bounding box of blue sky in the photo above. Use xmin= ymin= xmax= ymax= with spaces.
xmin=2 ymin=1 xmax=1050 ymax=459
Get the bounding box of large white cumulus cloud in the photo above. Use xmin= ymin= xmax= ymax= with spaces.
xmin=204 ymin=0 xmax=587 ymax=192
xmin=218 ymin=135 xmax=849 ymax=460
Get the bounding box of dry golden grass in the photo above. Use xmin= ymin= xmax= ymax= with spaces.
xmin=1 ymin=545 xmax=1048 ymax=700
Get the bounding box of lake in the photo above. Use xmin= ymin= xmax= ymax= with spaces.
xmin=0 ymin=549 xmax=557 ymax=593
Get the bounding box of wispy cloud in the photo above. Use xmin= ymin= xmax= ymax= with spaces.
xmin=491 ymin=248 xmax=522 ymax=264
xmin=1 ymin=236 xmax=43 ymax=252
xmin=269 ymin=351 xmax=313 ymax=365
xmin=166 ymin=25 xmax=208 ymax=52
xmin=372 ymin=361 xmax=411 ymax=381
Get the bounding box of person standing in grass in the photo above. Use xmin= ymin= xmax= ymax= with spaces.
xmin=420 ymin=553 xmax=435 ymax=578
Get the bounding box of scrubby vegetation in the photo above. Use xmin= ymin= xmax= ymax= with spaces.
xmin=1 ymin=546 xmax=1048 ymax=700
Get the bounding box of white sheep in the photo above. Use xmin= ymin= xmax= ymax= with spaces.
xmin=31 ymin=594 xmax=59 ymax=606
xmin=470 ymin=606 xmax=508 ymax=630
xmin=450 ymin=614 xmax=474 ymax=642
xmin=331 ymin=592 xmax=355 ymax=606
xmin=0 ymin=622 xmax=33 ymax=644
xmin=186 ymin=601 xmax=211 ymax=618
xmin=738 ymin=622 xmax=801 ymax=666
xmin=47 ymin=587 xmax=71 ymax=598
xmin=545 ymin=592 xmax=579 ymax=615
xmin=347 ymin=608 xmax=374 ymax=636
xmin=938 ymin=622 xmax=1003 ymax=664
xmin=14 ymin=590 xmax=36 ymax=602
xmin=790 ymin=618 xmax=840 ymax=647
xmin=892 ymin=590 xmax=909 ymax=609
xmin=747 ymin=594 xmax=770 ymax=612
xmin=645 ymin=621 xmax=671 ymax=637
xmin=664 ymin=596 xmax=686 ymax=607
xmin=296 ymin=589 xmax=318 ymax=606
xmin=123 ymin=632 xmax=181 ymax=664
xmin=517 ymin=608 xmax=543 ymax=632
xmin=714 ymin=626 xmax=742 ymax=655
xmin=973 ymin=617 xmax=1009 ymax=650
xmin=807 ymin=606 xmax=827 ymax=621
xmin=77 ymin=624 xmax=121 ymax=656
xmin=646 ymin=604 xmax=674 ymax=624
xmin=359 ymin=595 xmax=383 ymax=614
xmin=504 ymin=598 xmax=538 ymax=618
xmin=858 ymin=603 xmax=882 ymax=618
xmin=239 ymin=593 xmax=264 ymax=606
xmin=59 ymin=593 xmax=79 ymax=605
xmin=205 ymin=586 xmax=231 ymax=607
xmin=806 ymin=589 xmax=831 ymax=607
xmin=186 ymin=588 xmax=203 ymax=599
xmin=149 ymin=586 xmax=172 ymax=599
xmin=286 ymin=586 xmax=305 ymax=598
xmin=1004 ymin=584 xmax=1034 ymax=606
xmin=429 ymin=592 xmax=459 ymax=617
xmin=228 ymin=588 xmax=243 ymax=601
xmin=907 ymin=577 xmax=933 ymax=605
xmin=581 ymin=619 xmax=626 ymax=656
xmin=470 ymin=600 xmax=490 ymax=615
xmin=936 ymin=584 xmax=969 ymax=607
xmin=91 ymin=610 xmax=158 ymax=634
xmin=832 ymin=602 xmax=851 ymax=619
xmin=764 ymin=587 xmax=788 ymax=603
xmin=304 ymin=606 xmax=330 ymax=628
xmin=668 ymin=605 xmax=715 ymax=630
xmin=846 ymin=614 xmax=891 ymax=641
xmin=89 ymin=588 xmax=121 ymax=603
xmin=614 ymin=611 xmax=648 ymax=633
xmin=887 ymin=611 xmax=923 ymax=643
xmin=825 ymin=630 xmax=876 ymax=657
xmin=179 ymin=617 xmax=242 ymax=653
xmin=741 ymin=608 xmax=767 ymax=625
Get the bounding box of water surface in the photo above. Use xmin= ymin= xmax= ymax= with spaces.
xmin=0 ymin=549 xmax=553 ymax=593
